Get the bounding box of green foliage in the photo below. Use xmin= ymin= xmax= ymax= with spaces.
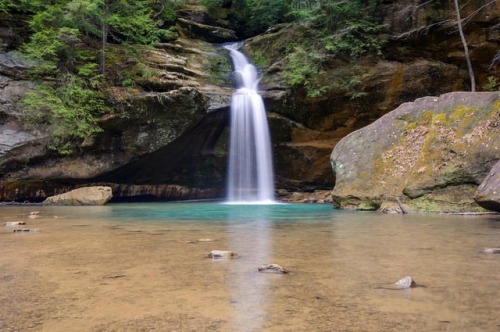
xmin=0 ymin=0 xmax=49 ymax=13
xmin=0 ymin=0 xmax=15 ymax=13
xmin=329 ymin=65 xmax=369 ymax=100
xmin=202 ymin=0 xmax=224 ymax=8
xmin=106 ymin=0 xmax=161 ymax=44
xmin=246 ymin=48 xmax=271 ymax=68
xmin=224 ymin=0 xmax=294 ymax=37
xmin=323 ymin=20 xmax=385 ymax=57
xmin=313 ymin=0 xmax=386 ymax=57
xmin=482 ymin=76 xmax=499 ymax=91
xmin=283 ymin=45 xmax=327 ymax=98
xmin=23 ymin=26 xmax=86 ymax=76
xmin=206 ymin=48 xmax=233 ymax=85
xmin=267 ymin=1 xmax=384 ymax=97
xmin=22 ymin=75 xmax=106 ymax=154
xmin=160 ymin=4 xmax=178 ymax=25
xmin=17 ymin=0 xmax=183 ymax=153
xmin=121 ymin=77 xmax=134 ymax=87
xmin=282 ymin=45 xmax=369 ymax=99
xmin=64 ymin=0 xmax=102 ymax=39
xmin=245 ymin=0 xmax=292 ymax=36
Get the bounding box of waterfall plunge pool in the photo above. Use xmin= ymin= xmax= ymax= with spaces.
xmin=1 ymin=203 xmax=499 ymax=331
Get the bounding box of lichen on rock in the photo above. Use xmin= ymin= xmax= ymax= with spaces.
xmin=330 ymin=92 xmax=500 ymax=213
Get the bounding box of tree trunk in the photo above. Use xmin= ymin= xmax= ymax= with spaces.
xmin=100 ymin=1 xmax=108 ymax=75
xmin=453 ymin=0 xmax=476 ymax=92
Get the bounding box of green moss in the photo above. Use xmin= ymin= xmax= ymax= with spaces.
xmin=450 ymin=105 xmax=475 ymax=120
xmin=357 ymin=202 xmax=378 ymax=211
xmin=420 ymin=129 xmax=437 ymax=154
xmin=247 ymin=49 xmax=271 ymax=69
xmin=432 ymin=112 xmax=447 ymax=124
xmin=206 ymin=48 xmax=233 ymax=86
xmin=406 ymin=122 xmax=417 ymax=131
xmin=410 ymin=196 xmax=440 ymax=212
xmin=419 ymin=110 xmax=435 ymax=125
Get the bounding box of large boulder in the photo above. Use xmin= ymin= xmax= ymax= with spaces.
xmin=330 ymin=92 xmax=499 ymax=213
xmin=474 ymin=160 xmax=500 ymax=212
xmin=43 ymin=186 xmax=113 ymax=205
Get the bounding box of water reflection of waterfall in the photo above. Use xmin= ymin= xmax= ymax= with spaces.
xmin=225 ymin=43 xmax=275 ymax=203
xmin=227 ymin=206 xmax=272 ymax=331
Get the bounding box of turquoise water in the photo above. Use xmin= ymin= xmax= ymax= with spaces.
xmin=1 ymin=203 xmax=499 ymax=331
xmin=105 ymin=202 xmax=336 ymax=222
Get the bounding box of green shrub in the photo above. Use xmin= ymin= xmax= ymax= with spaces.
xmin=22 ymin=75 xmax=107 ymax=155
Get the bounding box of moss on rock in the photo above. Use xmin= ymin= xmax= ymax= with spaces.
xmin=331 ymin=92 xmax=500 ymax=213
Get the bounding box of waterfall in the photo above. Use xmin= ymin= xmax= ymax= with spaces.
xmin=225 ymin=43 xmax=275 ymax=203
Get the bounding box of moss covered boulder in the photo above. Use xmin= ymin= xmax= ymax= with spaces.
xmin=330 ymin=92 xmax=499 ymax=213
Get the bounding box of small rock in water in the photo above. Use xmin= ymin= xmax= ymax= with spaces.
xmin=394 ymin=276 xmax=416 ymax=289
xmin=258 ymin=264 xmax=289 ymax=274
xmin=28 ymin=211 xmax=40 ymax=219
xmin=207 ymin=250 xmax=238 ymax=259
xmin=483 ymin=248 xmax=500 ymax=254
xmin=4 ymin=221 xmax=27 ymax=227
xmin=198 ymin=238 xmax=215 ymax=242
xmin=13 ymin=228 xmax=40 ymax=233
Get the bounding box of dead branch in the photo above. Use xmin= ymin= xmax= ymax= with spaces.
xmin=489 ymin=51 xmax=500 ymax=70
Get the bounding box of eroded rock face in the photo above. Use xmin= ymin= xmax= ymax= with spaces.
xmin=0 ymin=53 xmax=49 ymax=176
xmin=43 ymin=186 xmax=113 ymax=206
xmin=330 ymin=92 xmax=499 ymax=213
xmin=176 ymin=5 xmax=237 ymax=43
xmin=244 ymin=1 xmax=498 ymax=191
xmin=0 ymin=3 xmax=498 ymax=202
xmin=0 ymin=16 xmax=233 ymax=201
xmin=474 ymin=160 xmax=500 ymax=212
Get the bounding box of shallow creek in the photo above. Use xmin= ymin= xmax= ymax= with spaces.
xmin=1 ymin=203 xmax=499 ymax=331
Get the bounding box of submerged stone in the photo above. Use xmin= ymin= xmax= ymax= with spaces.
xmin=394 ymin=276 xmax=417 ymax=289
xmin=13 ymin=228 xmax=39 ymax=233
xmin=482 ymin=248 xmax=500 ymax=254
xmin=197 ymin=238 xmax=215 ymax=242
xmin=207 ymin=250 xmax=238 ymax=259
xmin=258 ymin=264 xmax=289 ymax=274
xmin=4 ymin=221 xmax=26 ymax=226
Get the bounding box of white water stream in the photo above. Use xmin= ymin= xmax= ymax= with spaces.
xmin=225 ymin=43 xmax=275 ymax=203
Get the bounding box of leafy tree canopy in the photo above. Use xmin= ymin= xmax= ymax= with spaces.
xmin=7 ymin=0 xmax=183 ymax=154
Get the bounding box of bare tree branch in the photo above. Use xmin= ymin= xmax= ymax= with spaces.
xmin=455 ymin=0 xmax=497 ymax=29
xmin=454 ymin=0 xmax=476 ymax=91
xmin=489 ymin=51 xmax=500 ymax=70
xmin=391 ymin=19 xmax=450 ymax=39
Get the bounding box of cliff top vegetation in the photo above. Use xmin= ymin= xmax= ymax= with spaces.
xmin=1 ymin=0 xmax=497 ymax=154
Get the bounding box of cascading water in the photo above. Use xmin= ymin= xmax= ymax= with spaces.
xmin=225 ymin=43 xmax=275 ymax=203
